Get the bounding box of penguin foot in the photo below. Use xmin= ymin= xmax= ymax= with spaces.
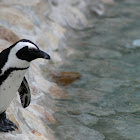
xmin=0 ymin=112 xmax=18 ymax=132
xmin=0 ymin=118 xmax=18 ymax=132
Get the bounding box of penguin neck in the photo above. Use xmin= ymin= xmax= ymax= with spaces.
xmin=0 ymin=59 xmax=30 ymax=76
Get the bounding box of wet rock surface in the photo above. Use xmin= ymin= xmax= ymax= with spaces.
xmin=51 ymin=72 xmax=81 ymax=86
xmin=55 ymin=125 xmax=105 ymax=140
xmin=0 ymin=0 xmax=139 ymax=140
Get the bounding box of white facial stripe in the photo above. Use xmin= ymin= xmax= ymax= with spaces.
xmin=14 ymin=42 xmax=37 ymax=51
xmin=0 ymin=42 xmax=37 ymax=75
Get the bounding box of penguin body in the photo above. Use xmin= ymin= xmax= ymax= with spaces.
xmin=0 ymin=39 xmax=50 ymax=132
xmin=0 ymin=68 xmax=28 ymax=113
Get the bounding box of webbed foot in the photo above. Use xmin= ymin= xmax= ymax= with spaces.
xmin=0 ymin=111 xmax=18 ymax=132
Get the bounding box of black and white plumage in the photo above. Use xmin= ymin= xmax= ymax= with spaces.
xmin=18 ymin=77 xmax=31 ymax=108
xmin=0 ymin=39 xmax=50 ymax=132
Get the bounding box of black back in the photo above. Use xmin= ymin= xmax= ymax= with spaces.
xmin=0 ymin=47 xmax=11 ymax=73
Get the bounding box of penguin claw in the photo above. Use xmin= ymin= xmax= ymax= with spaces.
xmin=0 ymin=125 xmax=15 ymax=132
xmin=0 ymin=118 xmax=18 ymax=132
xmin=4 ymin=119 xmax=18 ymax=129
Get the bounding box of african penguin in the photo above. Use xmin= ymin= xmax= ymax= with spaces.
xmin=0 ymin=39 xmax=50 ymax=132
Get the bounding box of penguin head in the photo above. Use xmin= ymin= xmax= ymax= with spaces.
xmin=0 ymin=39 xmax=50 ymax=73
xmin=13 ymin=39 xmax=50 ymax=62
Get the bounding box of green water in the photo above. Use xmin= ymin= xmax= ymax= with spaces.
xmin=50 ymin=1 xmax=140 ymax=140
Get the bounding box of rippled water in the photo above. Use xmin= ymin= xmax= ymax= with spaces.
xmin=50 ymin=1 xmax=140 ymax=140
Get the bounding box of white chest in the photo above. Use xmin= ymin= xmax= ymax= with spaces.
xmin=0 ymin=69 xmax=27 ymax=113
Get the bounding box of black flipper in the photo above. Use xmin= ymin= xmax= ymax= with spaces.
xmin=0 ymin=111 xmax=18 ymax=132
xmin=18 ymin=77 xmax=31 ymax=108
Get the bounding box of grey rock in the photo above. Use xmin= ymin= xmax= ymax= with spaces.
xmin=56 ymin=125 xmax=105 ymax=140
xmin=77 ymin=114 xmax=99 ymax=126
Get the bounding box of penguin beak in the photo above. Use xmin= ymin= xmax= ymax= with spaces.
xmin=37 ymin=50 xmax=51 ymax=59
xmin=16 ymin=45 xmax=50 ymax=62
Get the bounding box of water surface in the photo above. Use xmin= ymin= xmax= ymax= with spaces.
xmin=50 ymin=1 xmax=140 ymax=139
